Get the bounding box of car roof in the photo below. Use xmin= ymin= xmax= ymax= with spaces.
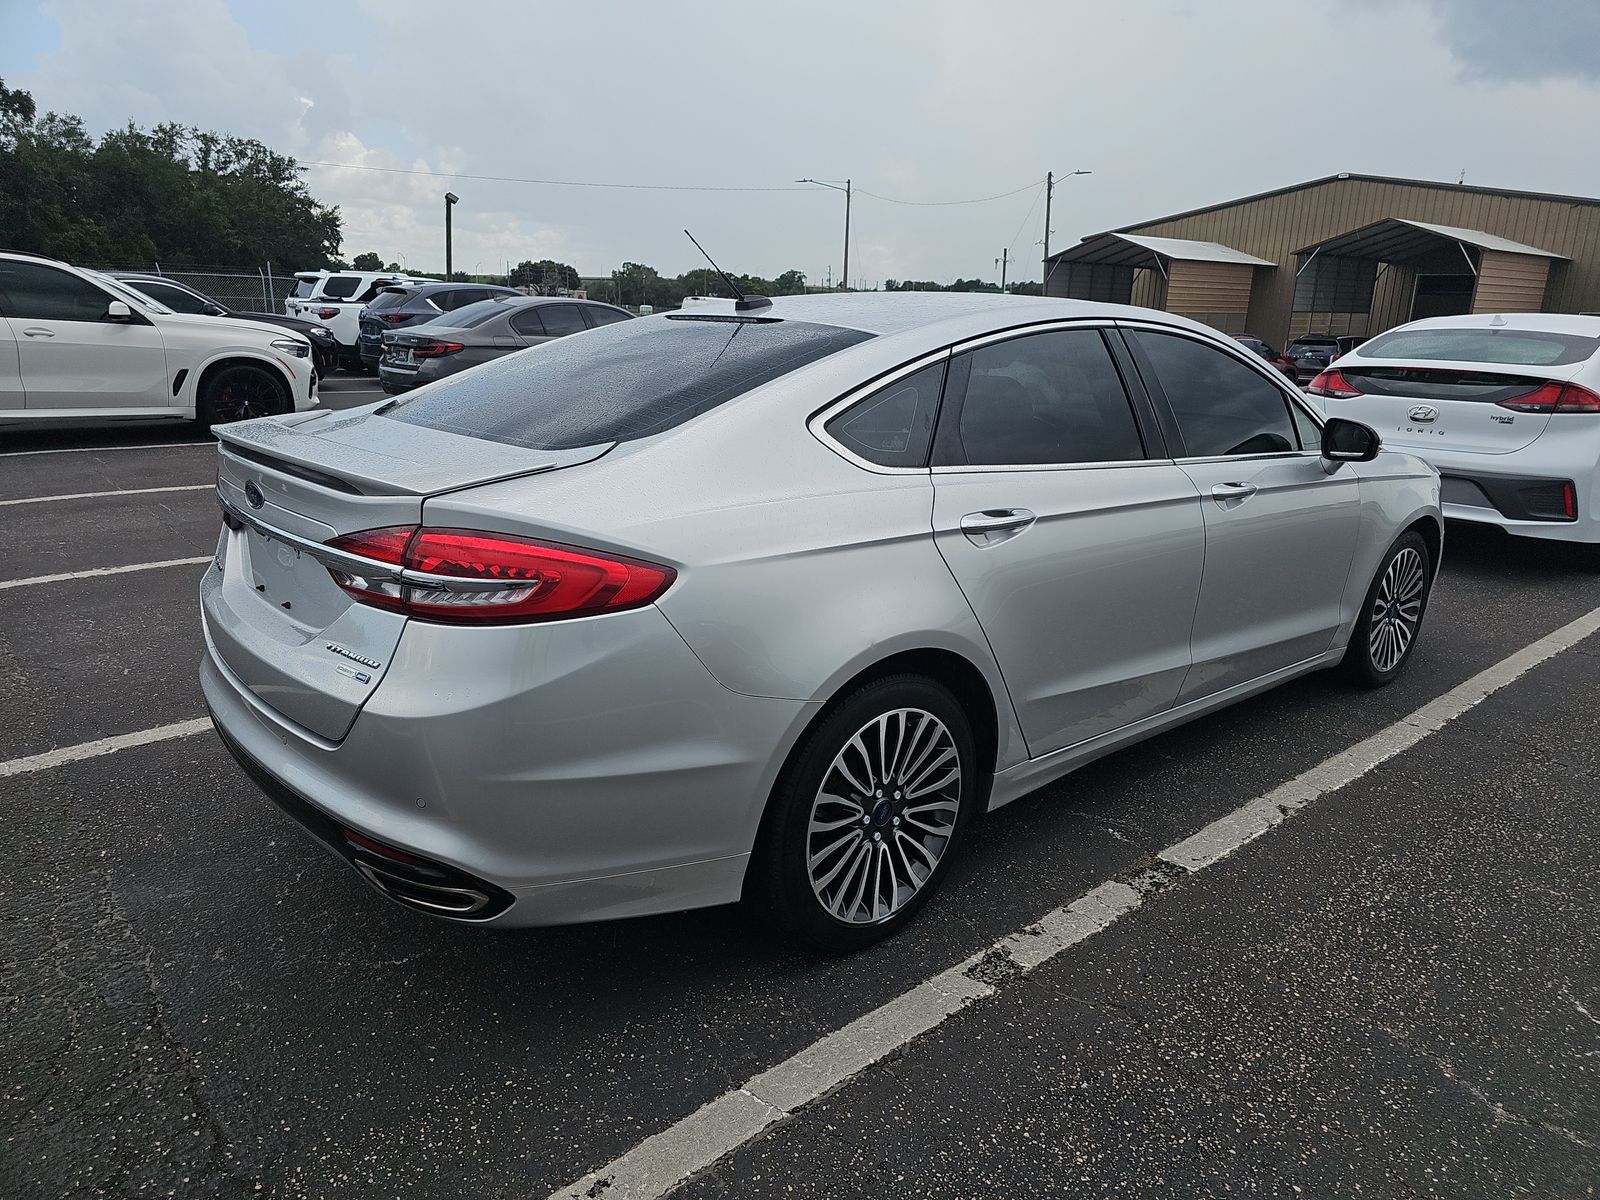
xmin=1380 ymin=312 xmax=1600 ymax=336
xmin=685 ymin=291 xmax=1223 ymax=338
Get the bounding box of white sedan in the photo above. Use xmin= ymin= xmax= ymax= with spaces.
xmin=1310 ymin=312 xmax=1600 ymax=546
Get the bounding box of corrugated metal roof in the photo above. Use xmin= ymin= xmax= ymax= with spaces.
xmin=1049 ymin=232 xmax=1274 ymax=268
xmin=1292 ymin=218 xmax=1568 ymax=261
xmin=1114 ymin=172 xmax=1600 ymax=234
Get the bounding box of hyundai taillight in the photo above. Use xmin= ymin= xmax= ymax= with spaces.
xmin=1306 ymin=368 xmax=1362 ymax=399
xmin=1496 ymin=380 xmax=1600 ymax=413
xmin=410 ymin=341 xmax=464 ymax=358
xmin=322 ymin=526 xmax=676 ymax=625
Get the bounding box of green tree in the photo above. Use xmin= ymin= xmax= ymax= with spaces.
xmin=351 ymin=251 xmax=384 ymax=271
xmin=0 ymin=76 xmax=342 ymax=269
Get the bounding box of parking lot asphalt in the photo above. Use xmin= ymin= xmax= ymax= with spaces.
xmin=2 ymin=388 xmax=1598 ymax=1199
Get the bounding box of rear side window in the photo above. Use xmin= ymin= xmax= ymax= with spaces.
xmin=1131 ymin=330 xmax=1301 ymax=457
xmin=0 ymin=261 xmax=114 ymax=322
xmin=825 ymin=359 xmax=945 ymax=468
xmin=937 ymin=329 xmax=1145 ymax=467
xmin=1359 ymin=326 xmax=1600 ymax=367
xmin=386 ymin=316 xmax=873 ymax=450
xmin=585 ymin=305 xmax=630 ymax=327
xmin=510 ymin=307 xmax=547 ymax=336
xmin=320 ymin=276 xmax=361 ymax=300
xmin=537 ymin=305 xmax=586 ymax=337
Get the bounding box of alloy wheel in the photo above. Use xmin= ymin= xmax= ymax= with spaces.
xmin=210 ymin=369 xmax=284 ymax=424
xmin=807 ymin=708 xmax=961 ymax=925
xmin=1368 ymin=546 xmax=1425 ymax=673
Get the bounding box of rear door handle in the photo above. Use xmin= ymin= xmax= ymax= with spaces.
xmin=21 ymin=328 xmax=55 ymax=338
xmin=960 ymin=508 xmax=1036 ymax=544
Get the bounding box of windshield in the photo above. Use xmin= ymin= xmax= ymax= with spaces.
xmin=1359 ymin=326 xmax=1600 ymax=367
xmin=385 ymin=316 xmax=874 ymax=450
xmin=91 ymin=271 xmax=174 ymax=314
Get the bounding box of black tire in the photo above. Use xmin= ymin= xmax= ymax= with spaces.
xmin=1343 ymin=530 xmax=1432 ymax=688
xmin=197 ymin=363 xmax=291 ymax=431
xmin=753 ymin=675 xmax=978 ymax=951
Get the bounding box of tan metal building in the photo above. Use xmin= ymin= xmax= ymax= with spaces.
xmin=1044 ymin=173 xmax=1600 ymax=346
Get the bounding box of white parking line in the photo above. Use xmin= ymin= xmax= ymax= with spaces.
xmin=0 ymin=718 xmax=212 ymax=779
xmin=0 ymin=484 xmax=211 ymax=507
xmin=0 ymin=556 xmax=212 ymax=592
xmin=546 ymin=602 xmax=1600 ymax=1200
xmin=0 ymin=441 xmax=212 ymax=457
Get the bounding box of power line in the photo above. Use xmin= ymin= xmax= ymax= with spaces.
xmin=1005 ymin=181 xmax=1047 ymax=260
xmin=854 ymin=180 xmax=1042 ymax=207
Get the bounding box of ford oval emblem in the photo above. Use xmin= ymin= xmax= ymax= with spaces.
xmin=244 ymin=480 xmax=265 ymax=509
xmin=1407 ymin=405 xmax=1439 ymax=424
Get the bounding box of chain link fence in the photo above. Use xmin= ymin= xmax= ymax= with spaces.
xmin=88 ymin=263 xmax=298 ymax=314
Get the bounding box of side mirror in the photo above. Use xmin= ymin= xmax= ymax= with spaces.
xmin=1321 ymin=416 xmax=1380 ymax=464
xmin=205 ymin=303 xmax=228 ymax=317
xmin=105 ymin=300 xmax=133 ymax=322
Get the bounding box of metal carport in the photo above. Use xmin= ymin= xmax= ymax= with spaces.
xmin=1044 ymin=233 xmax=1275 ymax=331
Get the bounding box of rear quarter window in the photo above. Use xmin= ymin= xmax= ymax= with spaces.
xmin=385 ymin=316 xmax=873 ymax=450
xmin=1358 ymin=327 xmax=1600 ymax=367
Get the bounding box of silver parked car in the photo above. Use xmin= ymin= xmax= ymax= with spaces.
xmin=201 ymin=293 xmax=1442 ymax=949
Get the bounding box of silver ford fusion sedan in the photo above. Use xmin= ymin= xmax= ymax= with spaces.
xmin=201 ymin=293 xmax=1442 ymax=949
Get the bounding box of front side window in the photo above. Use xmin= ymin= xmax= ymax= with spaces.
xmin=938 ymin=329 xmax=1145 ymax=467
xmin=0 ymin=261 xmax=116 ymax=322
xmin=387 ymin=316 xmax=873 ymax=450
xmin=1130 ymin=330 xmax=1300 ymax=457
xmin=825 ymin=359 xmax=945 ymax=468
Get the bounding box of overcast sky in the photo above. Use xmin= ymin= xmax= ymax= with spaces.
xmin=3 ymin=0 xmax=1599 ymax=285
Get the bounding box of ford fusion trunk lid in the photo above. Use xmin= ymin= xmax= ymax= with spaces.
xmin=203 ymin=407 xmax=608 ymax=740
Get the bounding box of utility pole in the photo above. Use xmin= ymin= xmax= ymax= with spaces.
xmin=798 ymin=177 xmax=851 ymax=291
xmin=444 ymin=192 xmax=459 ymax=279
xmin=1042 ymin=169 xmax=1092 ymax=294
xmin=995 ymin=248 xmax=1009 ymax=293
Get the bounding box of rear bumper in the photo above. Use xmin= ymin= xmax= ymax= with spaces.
xmin=200 ymin=602 xmax=816 ymax=927
xmin=1418 ymin=448 xmax=1599 ymax=543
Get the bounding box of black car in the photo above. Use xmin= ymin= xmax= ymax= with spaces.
xmin=1284 ymin=334 xmax=1343 ymax=384
xmin=357 ymin=282 xmax=520 ymax=370
xmin=111 ymin=272 xmax=340 ymax=377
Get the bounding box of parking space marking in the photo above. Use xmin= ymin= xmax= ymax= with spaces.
xmin=0 ymin=441 xmax=212 ymax=457
xmin=0 ymin=484 xmax=211 ymax=507
xmin=0 ymin=718 xmax=212 ymax=779
xmin=0 ymin=556 xmax=212 ymax=592
xmin=546 ymin=602 xmax=1600 ymax=1200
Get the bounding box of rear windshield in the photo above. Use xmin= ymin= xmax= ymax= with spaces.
xmin=1359 ymin=327 xmax=1600 ymax=367
xmin=291 ymin=277 xmax=320 ymax=299
xmin=445 ymin=298 xmax=522 ymax=328
xmin=384 ymin=316 xmax=873 ymax=450
xmin=366 ymin=289 xmax=413 ymax=312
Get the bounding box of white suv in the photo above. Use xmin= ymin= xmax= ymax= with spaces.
xmin=0 ymin=252 xmax=317 ymax=430
xmin=286 ymin=270 xmax=435 ymax=369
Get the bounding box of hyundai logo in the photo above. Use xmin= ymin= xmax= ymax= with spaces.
xmin=244 ymin=480 xmax=265 ymax=509
xmin=1407 ymin=405 xmax=1439 ymax=424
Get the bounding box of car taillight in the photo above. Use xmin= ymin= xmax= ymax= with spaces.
xmin=316 ymin=307 xmax=339 ymax=320
xmin=411 ymin=341 xmax=464 ymax=358
xmin=1496 ymin=380 xmax=1600 ymax=413
xmin=1564 ymin=480 xmax=1578 ymax=519
xmin=379 ymin=312 xmax=410 ymax=324
xmin=322 ymin=526 xmax=676 ymax=625
xmin=1306 ymin=368 xmax=1362 ymax=399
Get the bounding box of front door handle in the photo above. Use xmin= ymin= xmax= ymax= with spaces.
xmin=960 ymin=508 xmax=1036 ymax=544
xmin=21 ymin=328 xmax=55 ymax=338
xmin=1210 ymin=481 xmax=1257 ymax=506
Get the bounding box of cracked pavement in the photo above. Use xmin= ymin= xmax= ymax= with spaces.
xmin=2 ymin=416 xmax=1598 ymax=1198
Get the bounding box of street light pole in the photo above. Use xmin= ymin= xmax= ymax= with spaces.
xmin=798 ymin=177 xmax=851 ymax=291
xmin=1041 ymin=170 xmax=1091 ymax=294
xmin=444 ymin=191 xmax=459 ymax=280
